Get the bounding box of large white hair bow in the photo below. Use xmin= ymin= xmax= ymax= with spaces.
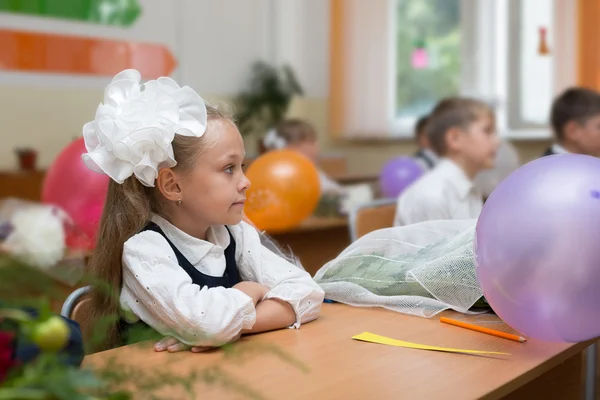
xmin=262 ymin=128 xmax=286 ymax=150
xmin=81 ymin=69 xmax=207 ymax=187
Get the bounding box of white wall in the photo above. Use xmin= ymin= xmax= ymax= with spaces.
xmin=271 ymin=0 xmax=330 ymax=98
xmin=177 ymin=0 xmax=273 ymax=94
xmin=0 ymin=0 xmax=330 ymax=169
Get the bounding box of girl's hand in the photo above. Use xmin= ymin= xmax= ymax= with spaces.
xmin=154 ymin=333 xmax=242 ymax=353
xmin=233 ymin=281 xmax=269 ymax=305
xmin=154 ymin=337 xmax=208 ymax=353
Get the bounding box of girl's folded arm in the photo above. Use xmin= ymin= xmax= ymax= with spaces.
xmin=121 ymin=231 xmax=257 ymax=346
xmin=234 ymin=222 xmax=325 ymax=329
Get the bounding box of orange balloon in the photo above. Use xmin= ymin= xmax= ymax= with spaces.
xmin=245 ymin=150 xmax=320 ymax=232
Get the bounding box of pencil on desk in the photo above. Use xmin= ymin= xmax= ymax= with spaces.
xmin=440 ymin=317 xmax=527 ymax=343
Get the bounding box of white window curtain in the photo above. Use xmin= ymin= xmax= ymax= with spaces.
xmin=339 ymin=0 xmax=395 ymax=138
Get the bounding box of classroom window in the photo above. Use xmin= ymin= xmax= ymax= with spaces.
xmin=394 ymin=0 xmax=461 ymax=120
xmin=329 ymin=0 xmax=573 ymax=140
xmin=507 ymin=0 xmax=555 ymax=129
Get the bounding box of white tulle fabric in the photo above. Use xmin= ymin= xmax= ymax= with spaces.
xmin=82 ymin=69 xmax=208 ymax=187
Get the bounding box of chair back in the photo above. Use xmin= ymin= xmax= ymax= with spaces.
xmin=61 ymin=286 xmax=94 ymax=339
xmin=348 ymin=198 xmax=397 ymax=242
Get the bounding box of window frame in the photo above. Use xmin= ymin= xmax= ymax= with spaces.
xmin=388 ymin=0 xmax=575 ymax=140
xmin=506 ymin=0 xmax=555 ymax=131
xmin=389 ymin=0 xmax=480 ymax=138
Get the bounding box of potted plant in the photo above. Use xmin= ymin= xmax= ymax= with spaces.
xmin=235 ymin=61 xmax=304 ymax=152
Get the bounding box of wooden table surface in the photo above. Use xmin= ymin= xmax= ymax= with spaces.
xmin=84 ymin=303 xmax=589 ymax=400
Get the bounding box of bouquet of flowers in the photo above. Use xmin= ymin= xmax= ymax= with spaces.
xmin=0 ymin=198 xmax=86 ymax=286
xmin=315 ymin=219 xmax=490 ymax=318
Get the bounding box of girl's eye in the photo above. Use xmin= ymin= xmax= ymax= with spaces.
xmin=224 ymin=166 xmax=234 ymax=174
xmin=241 ymin=163 xmax=247 ymax=171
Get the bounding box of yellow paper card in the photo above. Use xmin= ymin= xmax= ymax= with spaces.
xmin=352 ymin=332 xmax=510 ymax=356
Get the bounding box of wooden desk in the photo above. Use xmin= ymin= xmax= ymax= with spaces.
xmin=287 ymin=215 xmax=348 ymax=232
xmin=0 ymin=170 xmax=46 ymax=201
xmin=268 ymin=216 xmax=350 ymax=276
xmin=84 ymin=304 xmax=588 ymax=400
xmin=333 ymin=172 xmax=379 ymax=186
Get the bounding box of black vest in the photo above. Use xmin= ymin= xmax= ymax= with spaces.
xmin=414 ymin=149 xmax=435 ymax=169
xmin=142 ymin=222 xmax=241 ymax=288
xmin=119 ymin=222 xmax=242 ymax=343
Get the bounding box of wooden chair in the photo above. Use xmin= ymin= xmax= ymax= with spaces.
xmin=348 ymin=198 xmax=397 ymax=242
xmin=61 ymin=286 xmax=92 ymax=325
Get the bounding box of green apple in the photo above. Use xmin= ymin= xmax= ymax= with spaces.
xmin=30 ymin=316 xmax=69 ymax=352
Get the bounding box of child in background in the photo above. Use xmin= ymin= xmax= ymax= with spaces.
xmin=543 ymin=87 xmax=600 ymax=157
xmin=83 ymin=70 xmax=324 ymax=352
xmin=394 ymin=97 xmax=499 ymax=226
xmin=262 ymin=119 xmax=344 ymax=194
xmin=412 ymin=115 xmax=438 ymax=170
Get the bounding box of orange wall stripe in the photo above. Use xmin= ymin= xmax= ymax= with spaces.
xmin=577 ymin=0 xmax=600 ymax=89
xmin=0 ymin=29 xmax=176 ymax=79
xmin=329 ymin=0 xmax=345 ymax=138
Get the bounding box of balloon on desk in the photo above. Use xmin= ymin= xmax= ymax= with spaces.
xmin=244 ymin=149 xmax=320 ymax=232
xmin=475 ymin=154 xmax=600 ymax=342
xmin=379 ymin=156 xmax=424 ymax=198
xmin=42 ymin=137 xmax=108 ymax=250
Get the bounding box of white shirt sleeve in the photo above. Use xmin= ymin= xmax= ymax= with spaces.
xmin=232 ymin=222 xmax=325 ymax=328
xmin=121 ymin=231 xmax=257 ymax=347
xmin=319 ymin=170 xmax=345 ymax=194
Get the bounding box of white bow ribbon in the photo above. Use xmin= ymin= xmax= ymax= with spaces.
xmin=262 ymin=128 xmax=287 ymax=150
xmin=81 ymin=69 xmax=207 ymax=187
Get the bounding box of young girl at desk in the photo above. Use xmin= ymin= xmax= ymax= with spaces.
xmin=82 ymin=70 xmax=324 ymax=352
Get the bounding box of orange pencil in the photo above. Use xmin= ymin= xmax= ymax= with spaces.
xmin=440 ymin=317 xmax=527 ymax=343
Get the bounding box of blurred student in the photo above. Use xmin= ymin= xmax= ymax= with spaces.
xmin=543 ymin=87 xmax=600 ymax=157
xmin=394 ymin=97 xmax=500 ymax=226
xmin=413 ymin=115 xmax=438 ymax=170
xmin=262 ymin=119 xmax=344 ymax=194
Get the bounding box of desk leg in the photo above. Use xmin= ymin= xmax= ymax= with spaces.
xmin=585 ymin=343 xmax=597 ymax=400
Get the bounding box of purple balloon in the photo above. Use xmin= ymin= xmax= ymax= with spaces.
xmin=379 ymin=157 xmax=424 ymax=198
xmin=475 ymin=154 xmax=600 ymax=342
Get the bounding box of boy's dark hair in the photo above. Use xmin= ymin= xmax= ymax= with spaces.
xmin=414 ymin=115 xmax=429 ymax=140
xmin=426 ymin=97 xmax=493 ymax=156
xmin=550 ymin=88 xmax=600 ymax=141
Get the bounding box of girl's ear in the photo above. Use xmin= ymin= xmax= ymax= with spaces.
xmin=445 ymin=126 xmax=464 ymax=152
xmin=156 ymin=168 xmax=182 ymax=202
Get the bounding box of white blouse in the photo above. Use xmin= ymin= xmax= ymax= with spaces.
xmin=319 ymin=169 xmax=345 ymax=194
xmin=120 ymin=215 xmax=325 ymax=347
xmin=394 ymin=159 xmax=483 ymax=226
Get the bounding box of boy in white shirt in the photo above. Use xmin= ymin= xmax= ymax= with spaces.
xmin=542 ymin=87 xmax=600 ymax=157
xmin=394 ymin=97 xmax=500 ymax=226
